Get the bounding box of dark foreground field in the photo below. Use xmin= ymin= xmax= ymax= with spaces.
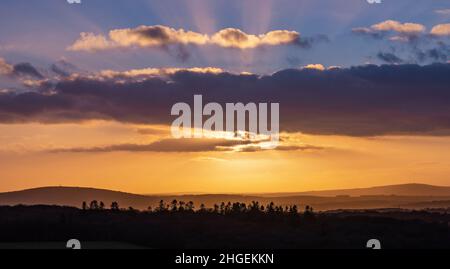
xmin=0 ymin=205 xmax=449 ymax=249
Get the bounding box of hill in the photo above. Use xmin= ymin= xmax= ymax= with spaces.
xmin=1 ymin=184 xmax=450 ymax=211
xmin=257 ymin=183 xmax=450 ymax=197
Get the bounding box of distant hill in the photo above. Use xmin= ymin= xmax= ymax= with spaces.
xmin=257 ymin=184 xmax=450 ymax=197
xmin=1 ymin=184 xmax=450 ymax=211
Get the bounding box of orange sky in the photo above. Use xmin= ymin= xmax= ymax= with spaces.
xmin=1 ymin=121 xmax=449 ymax=194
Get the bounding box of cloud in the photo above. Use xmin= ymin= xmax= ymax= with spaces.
xmin=435 ymin=9 xmax=450 ymax=15
xmin=50 ymin=136 xmax=323 ymax=153
xmin=376 ymin=52 xmax=403 ymax=64
xmin=67 ymin=32 xmax=116 ymax=52
xmin=352 ymin=27 xmax=386 ymax=39
xmin=51 ymin=138 xmax=253 ymax=153
xmin=354 ymin=21 xmax=450 ymax=64
xmin=1 ymin=63 xmax=450 ymax=136
xmin=68 ymin=25 xmax=313 ymax=51
xmin=0 ymin=58 xmax=13 ymax=75
xmin=136 ymin=127 xmax=169 ymax=136
xmin=371 ymin=20 xmax=426 ymax=34
xmin=97 ymin=67 xmax=224 ymax=80
xmin=302 ymin=64 xmax=325 ymax=71
xmin=352 ymin=20 xmax=425 ymax=40
xmin=413 ymin=42 xmax=450 ymax=63
xmin=109 ymin=25 xmax=209 ymax=48
xmin=235 ymin=144 xmax=325 ymax=153
xmin=431 ymin=23 xmax=450 ymax=36
xmin=12 ymin=63 xmax=44 ymax=79
xmin=293 ymin=34 xmax=329 ymax=48
xmin=50 ymin=59 xmax=80 ymax=77
xmin=354 ymin=20 xmax=450 ymax=39
xmin=0 ymin=58 xmax=48 ymax=91
xmin=210 ymin=28 xmax=300 ymax=49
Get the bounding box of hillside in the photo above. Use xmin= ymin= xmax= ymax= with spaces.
xmin=1 ymin=184 xmax=450 ymax=211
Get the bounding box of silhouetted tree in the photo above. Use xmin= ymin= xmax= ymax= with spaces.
xmin=289 ymin=205 xmax=298 ymax=215
xmin=171 ymin=200 xmax=178 ymax=212
xmin=220 ymin=202 xmax=226 ymax=214
xmin=99 ymin=201 xmax=105 ymax=210
xmin=110 ymin=201 xmax=119 ymax=211
xmin=82 ymin=201 xmax=87 ymax=211
xmin=186 ymin=201 xmax=195 ymax=212
xmin=225 ymin=202 xmax=232 ymax=214
xmin=158 ymin=200 xmax=166 ymax=212
xmin=213 ymin=204 xmax=219 ymax=213
xmin=89 ymin=200 xmax=99 ymax=210
xmin=249 ymin=201 xmax=260 ymax=213
xmin=304 ymin=205 xmax=315 ymax=219
xmin=275 ymin=206 xmax=283 ymax=214
xmin=266 ymin=202 xmax=275 ymax=214
xmin=178 ymin=201 xmax=186 ymax=212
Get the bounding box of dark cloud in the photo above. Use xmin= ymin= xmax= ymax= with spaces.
xmin=51 ymin=138 xmax=254 ymax=153
xmin=413 ymin=42 xmax=450 ymax=63
xmin=237 ymin=144 xmax=325 ymax=153
xmin=376 ymin=52 xmax=404 ymax=64
xmin=136 ymin=25 xmax=172 ymax=42
xmin=13 ymin=63 xmax=44 ymax=79
xmin=1 ymin=64 xmax=450 ymax=136
xmin=353 ymin=21 xmax=450 ymax=64
xmin=50 ymin=60 xmax=79 ymax=77
xmin=166 ymin=44 xmax=191 ymax=62
xmin=50 ymin=137 xmax=323 ymax=153
xmin=293 ymin=34 xmax=329 ymax=49
xmin=352 ymin=27 xmax=386 ymax=40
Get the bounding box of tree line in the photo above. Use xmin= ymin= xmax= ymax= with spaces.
xmin=81 ymin=200 xmax=315 ymax=217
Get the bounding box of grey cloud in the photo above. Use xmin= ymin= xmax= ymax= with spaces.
xmin=293 ymin=34 xmax=329 ymax=49
xmin=1 ymin=63 xmax=450 ymax=136
xmin=50 ymin=137 xmax=324 ymax=153
xmin=353 ymin=21 xmax=450 ymax=64
xmin=376 ymin=52 xmax=404 ymax=64
xmin=13 ymin=63 xmax=44 ymax=79
xmin=51 ymin=138 xmax=254 ymax=153
xmin=237 ymin=144 xmax=325 ymax=153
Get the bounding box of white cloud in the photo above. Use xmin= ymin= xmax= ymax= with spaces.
xmin=0 ymin=57 xmax=13 ymax=75
xmin=431 ymin=23 xmax=450 ymax=36
xmin=68 ymin=25 xmax=301 ymax=51
xmin=371 ymin=20 xmax=426 ymax=34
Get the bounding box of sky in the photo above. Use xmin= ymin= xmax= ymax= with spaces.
xmin=0 ymin=0 xmax=450 ymax=194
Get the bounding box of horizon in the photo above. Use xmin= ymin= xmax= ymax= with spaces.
xmin=2 ymin=182 xmax=450 ymax=196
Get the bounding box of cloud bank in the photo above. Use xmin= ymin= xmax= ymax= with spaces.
xmin=1 ymin=61 xmax=450 ymax=137
xmin=50 ymin=137 xmax=324 ymax=153
xmin=68 ymin=25 xmax=318 ymax=51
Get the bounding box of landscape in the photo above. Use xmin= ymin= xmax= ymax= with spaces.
xmin=1 ymin=0 xmax=450 ymax=249
xmin=0 ymin=183 xmax=449 ymax=249
xmin=2 ymin=183 xmax=450 ymax=211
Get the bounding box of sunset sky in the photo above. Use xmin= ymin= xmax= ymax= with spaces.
xmin=1 ymin=0 xmax=450 ymax=194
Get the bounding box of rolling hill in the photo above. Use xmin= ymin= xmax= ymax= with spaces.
xmin=1 ymin=184 xmax=450 ymax=211
xmin=256 ymin=183 xmax=450 ymax=197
